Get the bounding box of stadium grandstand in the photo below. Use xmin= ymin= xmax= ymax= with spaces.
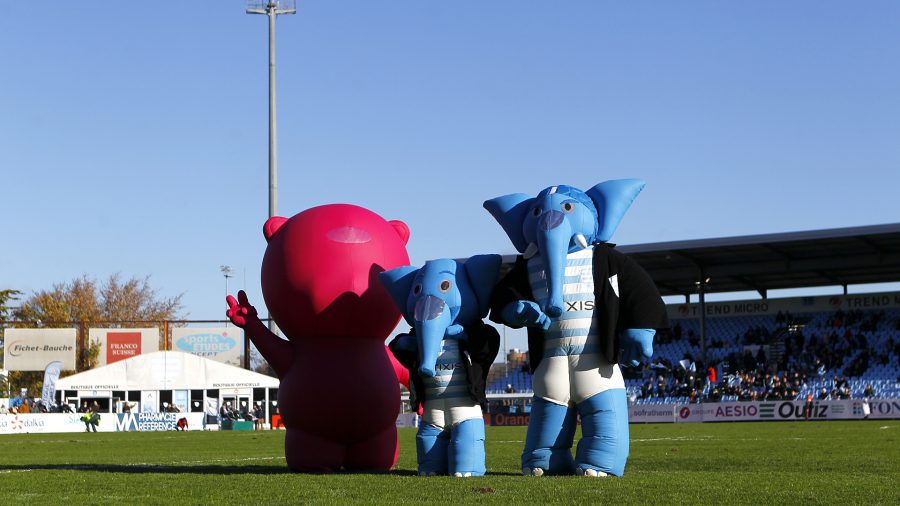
xmin=484 ymin=223 xmax=900 ymax=412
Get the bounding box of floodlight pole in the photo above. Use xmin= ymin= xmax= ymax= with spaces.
xmin=247 ymin=1 xmax=295 ymax=219
xmin=247 ymin=1 xmax=295 ymax=368
xmin=266 ymin=6 xmax=278 ymax=218
xmin=698 ymin=272 xmax=707 ymax=365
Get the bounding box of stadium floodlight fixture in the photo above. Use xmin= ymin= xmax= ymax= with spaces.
xmin=246 ymin=1 xmax=296 ymax=219
xmin=221 ymin=265 xmax=235 ymax=297
xmin=246 ymin=0 xmax=296 ymax=16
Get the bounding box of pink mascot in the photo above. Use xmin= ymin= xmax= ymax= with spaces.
xmin=226 ymin=203 xmax=411 ymax=472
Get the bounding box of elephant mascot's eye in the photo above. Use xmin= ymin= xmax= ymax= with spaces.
xmin=562 ymin=202 xmax=575 ymax=213
xmin=439 ymin=280 xmax=452 ymax=293
xmin=531 ymin=206 xmax=542 ymax=217
xmin=413 ymin=284 xmax=422 ymax=296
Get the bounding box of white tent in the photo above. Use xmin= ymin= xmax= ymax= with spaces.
xmin=56 ymin=351 xmax=279 ymax=416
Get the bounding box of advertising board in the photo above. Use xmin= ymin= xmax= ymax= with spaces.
xmin=114 ymin=412 xmax=204 ymax=432
xmin=628 ymin=405 xmax=677 ymax=423
xmin=0 ymin=413 xmax=209 ymax=434
xmin=626 ymin=399 xmax=899 ymax=423
xmin=395 ymin=413 xmax=419 ymax=428
xmin=489 ymin=413 xmax=531 ymax=426
xmin=88 ymin=328 xmax=160 ymax=366
xmin=0 ymin=414 xmax=106 ymax=434
xmin=668 ymin=291 xmax=900 ymax=320
xmin=171 ymin=327 xmax=242 ymax=366
xmin=2 ymin=329 xmax=77 ymax=371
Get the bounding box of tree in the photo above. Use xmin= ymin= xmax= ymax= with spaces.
xmin=6 ymin=274 xmax=184 ymax=399
xmin=1 ymin=289 xmax=23 ymax=397
xmin=16 ymin=274 xmax=183 ymax=325
xmin=254 ymin=361 xmax=278 ymax=378
xmin=0 ymin=288 xmax=22 ymax=321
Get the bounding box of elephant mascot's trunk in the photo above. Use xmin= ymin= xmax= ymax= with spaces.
xmin=414 ymin=294 xmax=452 ymax=378
xmin=535 ymin=209 xmax=573 ymax=318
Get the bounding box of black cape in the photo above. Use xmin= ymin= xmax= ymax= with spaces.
xmin=489 ymin=243 xmax=669 ymax=373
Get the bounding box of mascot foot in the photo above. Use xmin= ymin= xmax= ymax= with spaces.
xmin=577 ymin=467 xmax=609 ymax=477
xmin=521 ymin=398 xmax=578 ymax=476
xmin=453 ymin=472 xmax=473 ymax=477
xmin=418 ymin=471 xmax=439 ymax=477
xmin=574 ymin=389 xmax=630 ymax=477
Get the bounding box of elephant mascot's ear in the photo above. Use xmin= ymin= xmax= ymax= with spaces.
xmin=483 ymin=194 xmax=534 ymax=253
xmin=586 ymin=179 xmax=646 ymax=242
xmin=462 ymin=254 xmax=503 ymax=318
xmin=378 ymin=266 xmax=419 ymax=327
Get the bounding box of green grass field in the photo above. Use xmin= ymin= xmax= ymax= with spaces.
xmin=1 ymin=421 xmax=897 ymax=504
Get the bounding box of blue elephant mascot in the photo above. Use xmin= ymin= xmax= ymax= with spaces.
xmin=381 ymin=255 xmax=502 ymax=477
xmin=484 ymin=180 xmax=668 ymax=477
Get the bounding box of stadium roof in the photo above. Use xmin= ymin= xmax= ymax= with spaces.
xmin=619 ymin=223 xmax=900 ymax=298
xmin=500 ymin=223 xmax=900 ymax=299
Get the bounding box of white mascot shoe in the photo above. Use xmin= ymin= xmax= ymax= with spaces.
xmin=577 ymin=467 xmax=609 ymax=477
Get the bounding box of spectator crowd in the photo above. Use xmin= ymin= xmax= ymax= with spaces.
xmin=634 ymin=308 xmax=899 ymax=403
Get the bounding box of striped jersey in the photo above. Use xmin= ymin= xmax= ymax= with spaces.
xmin=528 ymin=247 xmax=601 ymax=359
xmin=421 ymin=339 xmax=471 ymax=401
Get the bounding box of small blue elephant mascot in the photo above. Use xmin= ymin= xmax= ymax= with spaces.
xmin=484 ymin=180 xmax=668 ymax=477
xmin=381 ymin=255 xmax=502 ymax=477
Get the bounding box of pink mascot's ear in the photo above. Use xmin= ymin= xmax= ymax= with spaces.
xmin=389 ymin=220 xmax=410 ymax=245
xmin=263 ymin=216 xmax=289 ymax=242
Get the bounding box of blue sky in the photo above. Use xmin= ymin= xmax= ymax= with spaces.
xmin=2 ymin=2 xmax=899 ymax=354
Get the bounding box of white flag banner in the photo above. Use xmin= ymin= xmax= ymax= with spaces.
xmin=679 ymin=359 xmax=696 ymax=372
xmin=205 ymin=397 xmax=219 ymax=417
xmin=41 ymin=361 xmax=64 ymax=407
xmin=141 ymin=391 xmax=157 ymax=413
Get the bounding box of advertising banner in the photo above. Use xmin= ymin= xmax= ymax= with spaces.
xmin=487 ymin=401 xmax=889 ymax=424
xmin=866 ymin=399 xmax=900 ymax=419
xmin=628 ymin=405 xmax=677 ymax=423
xmin=114 ymin=412 xmax=204 ymax=432
xmin=395 ymin=413 xmax=419 ymax=428
xmin=693 ymin=400 xmax=860 ymax=422
xmin=0 ymin=413 xmax=208 ymax=434
xmin=171 ymin=327 xmax=242 ymax=366
xmin=626 ymin=399 xmax=899 ymax=423
xmin=668 ymin=291 xmax=900 ymax=320
xmin=88 ymin=328 xmax=160 ymax=366
xmin=0 ymin=413 xmax=99 ymax=434
xmin=2 ymin=329 xmax=77 ymax=371
xmin=489 ymin=412 xmax=532 ymax=426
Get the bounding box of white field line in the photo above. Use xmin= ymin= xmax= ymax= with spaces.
xmin=632 ymin=436 xmax=714 ymax=442
xmin=127 ymin=455 xmax=285 ymax=466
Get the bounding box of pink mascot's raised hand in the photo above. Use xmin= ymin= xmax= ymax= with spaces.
xmin=226 ymin=204 xmax=411 ymax=472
